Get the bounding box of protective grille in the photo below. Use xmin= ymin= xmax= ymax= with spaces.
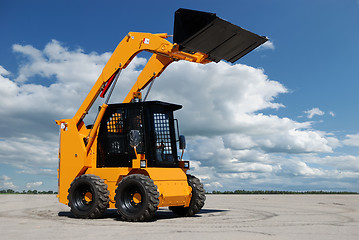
xmin=154 ymin=113 xmax=172 ymax=156
xmin=107 ymin=110 xmax=124 ymax=133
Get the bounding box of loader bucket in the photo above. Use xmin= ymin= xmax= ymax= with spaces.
xmin=173 ymin=8 xmax=268 ymax=63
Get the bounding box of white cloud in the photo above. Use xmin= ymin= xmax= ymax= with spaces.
xmin=152 ymin=62 xmax=333 ymax=154
xmin=0 ymin=40 xmax=357 ymax=192
xmin=329 ymin=111 xmax=335 ymax=117
xmin=0 ymin=41 xmax=146 ymax=172
xmin=343 ymin=133 xmax=359 ymax=147
xmin=0 ymin=65 xmax=10 ymax=76
xmin=304 ymin=107 xmax=325 ymax=119
xmin=185 ymin=134 xmax=335 ymax=190
xmin=189 ymin=152 xmax=359 ymax=192
xmin=0 ymin=135 xmax=59 ymax=171
xmin=13 ymin=40 xmax=112 ymax=84
xmin=0 ymin=41 xmax=111 ymax=175
xmin=257 ymin=40 xmax=275 ymax=51
xmin=321 ymin=155 xmax=359 ymax=172
xmin=0 ymin=175 xmax=17 ymax=189
xmin=26 ymin=181 xmax=43 ymax=189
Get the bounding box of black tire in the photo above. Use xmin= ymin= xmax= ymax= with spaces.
xmin=68 ymin=174 xmax=110 ymax=219
xmin=115 ymin=174 xmax=159 ymax=222
xmin=169 ymin=174 xmax=206 ymax=217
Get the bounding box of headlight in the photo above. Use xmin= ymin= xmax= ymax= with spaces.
xmin=140 ymin=160 xmax=147 ymax=168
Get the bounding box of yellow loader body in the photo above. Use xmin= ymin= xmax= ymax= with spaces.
xmin=56 ymin=8 xmax=266 ymax=221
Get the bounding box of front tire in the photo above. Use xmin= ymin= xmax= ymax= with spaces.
xmin=169 ymin=174 xmax=206 ymax=217
xmin=68 ymin=174 xmax=110 ymax=219
xmin=115 ymin=174 xmax=159 ymax=222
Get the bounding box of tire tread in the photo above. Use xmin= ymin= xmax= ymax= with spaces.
xmin=169 ymin=174 xmax=206 ymax=217
xmin=68 ymin=174 xmax=110 ymax=219
xmin=115 ymin=174 xmax=159 ymax=222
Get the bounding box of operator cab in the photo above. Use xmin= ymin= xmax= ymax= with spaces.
xmin=97 ymin=101 xmax=182 ymax=168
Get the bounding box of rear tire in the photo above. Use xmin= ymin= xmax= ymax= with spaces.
xmin=68 ymin=174 xmax=110 ymax=219
xmin=169 ymin=174 xmax=206 ymax=217
xmin=115 ymin=174 xmax=159 ymax=222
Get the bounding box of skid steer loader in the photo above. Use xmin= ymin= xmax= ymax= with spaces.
xmin=56 ymin=8 xmax=267 ymax=221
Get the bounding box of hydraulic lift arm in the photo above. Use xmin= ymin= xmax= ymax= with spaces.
xmin=74 ymin=32 xmax=211 ymax=153
xmin=73 ymin=32 xmax=210 ymax=128
xmin=64 ymin=8 xmax=267 ymax=155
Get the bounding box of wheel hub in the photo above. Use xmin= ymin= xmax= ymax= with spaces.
xmin=132 ymin=193 xmax=142 ymax=204
xmin=84 ymin=192 xmax=93 ymax=204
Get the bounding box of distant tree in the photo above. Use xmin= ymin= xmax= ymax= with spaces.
xmin=207 ymin=189 xmax=358 ymax=194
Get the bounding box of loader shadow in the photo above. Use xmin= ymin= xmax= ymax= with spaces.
xmin=58 ymin=208 xmax=227 ymax=221
xmin=154 ymin=208 xmax=228 ymax=221
xmin=58 ymin=209 xmax=118 ymax=219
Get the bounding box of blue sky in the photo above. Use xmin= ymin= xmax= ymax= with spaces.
xmin=1 ymin=0 xmax=359 ymax=192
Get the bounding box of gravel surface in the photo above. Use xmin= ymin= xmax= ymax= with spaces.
xmin=0 ymin=194 xmax=358 ymax=239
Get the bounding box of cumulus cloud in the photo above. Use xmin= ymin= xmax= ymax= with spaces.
xmin=257 ymin=40 xmax=275 ymax=51
xmin=0 ymin=40 xmax=356 ymax=191
xmin=13 ymin=40 xmax=112 ymax=84
xmin=0 ymin=65 xmax=10 ymax=77
xmin=343 ymin=133 xmax=359 ymax=147
xmin=151 ymin=62 xmax=333 ymax=154
xmin=0 ymin=40 xmax=146 ymax=174
xmin=321 ymin=155 xmax=359 ymax=172
xmin=304 ymin=107 xmax=325 ymax=119
xmin=0 ymin=175 xmax=16 ymax=189
xmin=26 ymin=181 xmax=43 ymax=189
